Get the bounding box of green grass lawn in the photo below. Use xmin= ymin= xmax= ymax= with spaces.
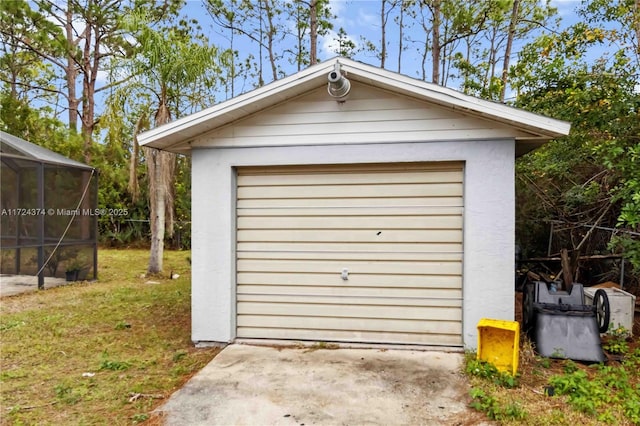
xmin=1 ymin=249 xmax=220 ymax=425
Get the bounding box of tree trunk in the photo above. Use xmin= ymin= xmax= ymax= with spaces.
xmin=65 ymin=0 xmax=79 ymax=132
xmin=485 ymin=29 xmax=497 ymax=92
xmin=146 ymin=146 xmax=166 ymax=274
xmin=500 ymin=0 xmax=520 ymax=102
xmin=560 ymin=248 xmax=573 ymax=290
xmin=257 ymin=2 xmax=265 ymax=86
xmin=147 ymin=98 xmax=175 ymax=274
xmin=81 ymin=11 xmax=95 ymax=163
xmin=380 ymin=0 xmax=387 ymax=68
xmin=431 ymin=0 xmax=441 ymax=84
xmin=310 ymin=0 xmax=318 ymax=65
xmin=419 ymin=7 xmax=431 ymax=81
xmin=129 ymin=115 xmax=147 ymax=202
xmin=397 ymin=0 xmax=405 ymax=73
xmin=262 ymin=0 xmax=278 ymax=81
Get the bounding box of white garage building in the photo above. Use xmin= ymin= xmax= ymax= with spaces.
xmin=139 ymin=57 xmax=570 ymax=349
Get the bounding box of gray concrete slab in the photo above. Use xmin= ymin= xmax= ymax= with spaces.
xmin=0 ymin=275 xmax=69 ymax=297
xmin=155 ymin=344 xmax=488 ymax=426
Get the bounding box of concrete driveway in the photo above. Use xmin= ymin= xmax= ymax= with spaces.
xmin=154 ymin=344 xmax=488 ymax=426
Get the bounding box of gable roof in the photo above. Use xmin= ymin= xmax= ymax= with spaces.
xmin=138 ymin=57 xmax=570 ymax=155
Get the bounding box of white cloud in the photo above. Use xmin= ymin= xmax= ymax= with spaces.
xmin=319 ymin=28 xmax=359 ymax=60
xmin=356 ymin=7 xmax=378 ymax=27
xmin=329 ymin=0 xmax=379 ymax=29
xmin=328 ymin=0 xmax=348 ymax=26
xmin=549 ymin=0 xmax=580 ymax=18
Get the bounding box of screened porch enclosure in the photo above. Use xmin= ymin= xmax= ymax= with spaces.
xmin=1 ymin=131 xmax=98 ymax=289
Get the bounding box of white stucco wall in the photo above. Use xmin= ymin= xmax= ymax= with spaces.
xmin=191 ymin=139 xmax=515 ymax=349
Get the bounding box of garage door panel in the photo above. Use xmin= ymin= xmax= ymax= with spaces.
xmin=238 ymin=182 xmax=462 ymax=199
xmin=237 ymin=328 xmax=463 ymax=346
xmin=237 ymin=250 xmax=462 ymax=262
xmin=238 ymin=206 xmax=463 ymax=217
xmin=238 ymin=170 xmax=463 ymax=186
xmin=238 ymin=285 xmax=462 ymax=299
xmin=237 ymin=315 xmax=462 ymax=335
xmin=237 ymin=259 xmax=462 ymax=275
xmin=237 ymin=302 xmax=460 ymax=321
xmin=237 ymin=273 xmax=462 ymax=288
xmin=237 ymin=229 xmax=462 ymax=243
xmin=236 ymin=162 xmax=464 ymax=346
xmin=237 ymin=295 xmax=461 ymax=308
xmin=239 ymin=162 xmax=462 ymax=175
xmin=237 ymin=196 xmax=462 ymax=208
xmin=237 ymin=215 xmax=462 ymax=230
xmin=238 ymin=242 xmax=463 ymax=253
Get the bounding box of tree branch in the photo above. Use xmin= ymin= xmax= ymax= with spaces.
xmin=0 ymin=34 xmax=67 ymax=71
xmin=94 ymin=73 xmax=137 ymax=94
xmin=575 ymin=203 xmax=614 ymax=251
xmin=0 ymin=77 xmax=69 ymax=100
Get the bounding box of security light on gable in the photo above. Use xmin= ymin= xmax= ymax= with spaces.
xmin=327 ymin=62 xmax=351 ymax=99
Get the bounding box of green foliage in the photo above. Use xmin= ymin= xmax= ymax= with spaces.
xmin=0 ymin=319 xmax=26 ymax=332
xmin=624 ymin=347 xmax=640 ymax=367
xmin=548 ymin=360 xmax=640 ymax=422
xmin=563 ymin=360 xmax=578 ymax=374
xmin=602 ymin=326 xmax=630 ymax=355
xmin=172 ymin=350 xmax=188 ymax=362
xmin=54 ymin=382 xmax=82 ymax=405
xmin=549 ymin=369 xmax=603 ymax=415
xmin=333 ymin=27 xmax=357 ymax=58
xmin=99 ymin=352 xmax=132 ymax=371
xmin=512 ymin=0 xmax=640 ymax=288
xmin=465 ymin=356 xmax=519 ymax=388
xmin=131 ymin=413 xmax=150 ymax=423
xmin=458 ymin=0 xmax=558 ymax=101
xmin=538 ymin=357 xmax=551 ymax=369
xmin=467 ymin=342 xmax=640 ymax=424
xmin=596 ymin=126 xmax=640 ymax=271
xmin=469 ymin=388 xmax=527 ymax=421
xmin=0 ymin=0 xmax=67 ymax=67
xmin=0 ymin=95 xmax=83 ymax=160
xmin=114 ymin=320 xmax=132 ymax=330
xmin=100 ymin=14 xmax=217 ymax=252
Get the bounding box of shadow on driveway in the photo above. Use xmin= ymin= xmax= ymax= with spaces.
xmin=154 ymin=344 xmax=490 ymax=425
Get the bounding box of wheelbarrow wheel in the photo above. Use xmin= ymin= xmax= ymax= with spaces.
xmin=594 ymin=289 xmax=610 ymax=333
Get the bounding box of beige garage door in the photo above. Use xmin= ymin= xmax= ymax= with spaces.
xmin=236 ymin=162 xmax=464 ymax=346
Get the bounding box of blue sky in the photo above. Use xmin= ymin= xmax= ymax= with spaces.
xmin=183 ymin=0 xmax=583 ymax=84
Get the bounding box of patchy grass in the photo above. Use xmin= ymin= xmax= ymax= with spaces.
xmin=465 ymin=333 xmax=640 ymax=425
xmin=0 ymin=249 xmax=220 ymax=425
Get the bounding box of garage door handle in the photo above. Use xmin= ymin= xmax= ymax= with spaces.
xmin=341 ymin=268 xmax=349 ymax=280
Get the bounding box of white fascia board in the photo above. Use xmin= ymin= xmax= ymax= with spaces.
xmin=342 ymin=61 xmax=571 ymax=138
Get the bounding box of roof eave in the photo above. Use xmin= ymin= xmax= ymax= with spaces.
xmin=138 ymin=61 xmax=337 ymax=150
xmin=342 ymin=63 xmax=571 ymax=139
xmin=138 ymin=57 xmax=571 ymax=152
